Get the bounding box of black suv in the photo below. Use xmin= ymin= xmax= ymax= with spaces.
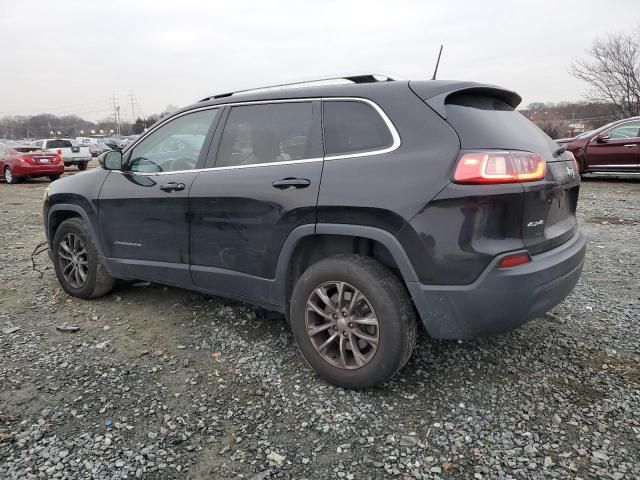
xmin=43 ymin=74 xmax=586 ymax=388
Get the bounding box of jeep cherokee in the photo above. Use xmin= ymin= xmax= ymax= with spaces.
xmin=43 ymin=74 xmax=587 ymax=389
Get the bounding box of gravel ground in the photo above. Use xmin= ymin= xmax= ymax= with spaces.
xmin=1 ymin=168 xmax=639 ymax=480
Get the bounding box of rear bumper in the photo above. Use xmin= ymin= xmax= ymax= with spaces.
xmin=62 ymin=157 xmax=90 ymax=163
xmin=12 ymin=163 xmax=64 ymax=177
xmin=408 ymin=230 xmax=587 ymax=339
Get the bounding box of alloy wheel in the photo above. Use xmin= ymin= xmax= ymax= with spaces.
xmin=58 ymin=233 xmax=89 ymax=289
xmin=4 ymin=167 xmax=12 ymax=183
xmin=305 ymin=281 xmax=379 ymax=369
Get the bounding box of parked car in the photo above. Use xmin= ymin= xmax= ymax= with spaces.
xmin=34 ymin=139 xmax=91 ymax=170
xmin=43 ymin=75 xmax=586 ymax=388
xmin=88 ymin=142 xmax=112 ymax=157
xmin=1 ymin=145 xmax=63 ymax=183
xmin=556 ymin=117 xmax=640 ymax=174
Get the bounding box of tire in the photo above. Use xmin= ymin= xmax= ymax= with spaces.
xmin=48 ymin=174 xmax=61 ymax=181
xmin=4 ymin=166 xmax=20 ymax=184
xmin=52 ymin=218 xmax=115 ymax=299
xmin=290 ymin=254 xmax=417 ymax=389
xmin=77 ymin=162 xmax=88 ymax=171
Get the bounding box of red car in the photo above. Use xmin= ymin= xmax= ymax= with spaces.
xmin=556 ymin=117 xmax=640 ymax=175
xmin=0 ymin=145 xmax=64 ymax=184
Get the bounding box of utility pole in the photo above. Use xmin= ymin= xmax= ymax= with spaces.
xmin=128 ymin=91 xmax=136 ymax=123
xmin=112 ymin=94 xmax=121 ymax=135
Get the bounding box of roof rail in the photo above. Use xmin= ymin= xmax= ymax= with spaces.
xmin=198 ymin=73 xmax=397 ymax=102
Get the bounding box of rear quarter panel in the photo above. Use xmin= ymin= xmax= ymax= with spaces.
xmin=317 ymin=85 xmax=460 ymax=234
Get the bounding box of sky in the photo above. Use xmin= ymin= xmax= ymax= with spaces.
xmin=0 ymin=0 xmax=638 ymax=122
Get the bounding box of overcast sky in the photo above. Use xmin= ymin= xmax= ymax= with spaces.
xmin=1 ymin=0 xmax=638 ymax=121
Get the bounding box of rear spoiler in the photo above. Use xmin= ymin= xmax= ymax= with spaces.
xmin=409 ymin=80 xmax=522 ymax=119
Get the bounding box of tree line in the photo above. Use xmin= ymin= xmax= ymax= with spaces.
xmin=0 ymin=105 xmax=178 ymax=140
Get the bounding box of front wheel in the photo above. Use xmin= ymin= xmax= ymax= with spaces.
xmin=290 ymin=254 xmax=417 ymax=389
xmin=52 ymin=218 xmax=115 ymax=298
xmin=77 ymin=162 xmax=88 ymax=171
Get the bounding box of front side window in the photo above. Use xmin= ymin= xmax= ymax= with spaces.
xmin=216 ymin=102 xmax=313 ymax=167
xmin=608 ymin=121 xmax=640 ymax=139
xmin=323 ymin=100 xmax=393 ymax=156
xmin=128 ymin=109 xmax=218 ymax=173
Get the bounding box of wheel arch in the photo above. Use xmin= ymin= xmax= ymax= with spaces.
xmin=48 ymin=204 xmax=106 ymax=259
xmin=274 ymin=224 xmax=419 ymax=308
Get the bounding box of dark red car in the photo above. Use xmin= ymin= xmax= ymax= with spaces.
xmin=556 ymin=117 xmax=640 ymax=175
xmin=0 ymin=145 xmax=64 ymax=184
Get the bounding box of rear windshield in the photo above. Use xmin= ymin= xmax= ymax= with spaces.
xmin=445 ymin=94 xmax=559 ymax=157
xmin=15 ymin=147 xmax=43 ymax=153
xmin=47 ymin=140 xmax=73 ymax=148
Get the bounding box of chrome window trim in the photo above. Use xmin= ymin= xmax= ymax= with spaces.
xmin=120 ymin=96 xmax=400 ymax=175
xmin=590 ymin=164 xmax=640 ymax=168
xmin=117 ymin=157 xmax=324 ymax=176
xmin=321 ymin=97 xmax=401 ymax=160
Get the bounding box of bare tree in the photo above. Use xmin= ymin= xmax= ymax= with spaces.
xmin=570 ymin=29 xmax=640 ymax=118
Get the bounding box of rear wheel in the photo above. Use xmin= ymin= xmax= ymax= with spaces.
xmin=77 ymin=162 xmax=88 ymax=171
xmin=4 ymin=166 xmax=20 ymax=184
xmin=48 ymin=174 xmax=61 ymax=181
xmin=290 ymin=254 xmax=417 ymax=389
xmin=52 ymin=218 xmax=114 ymax=298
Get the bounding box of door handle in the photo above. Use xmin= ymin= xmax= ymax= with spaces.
xmin=272 ymin=178 xmax=311 ymax=190
xmin=159 ymin=182 xmax=185 ymax=192
xmin=624 ymin=144 xmax=636 ymax=148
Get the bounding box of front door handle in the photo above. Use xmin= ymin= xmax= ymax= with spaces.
xmin=272 ymin=178 xmax=311 ymax=190
xmin=159 ymin=182 xmax=186 ymax=192
xmin=624 ymin=144 xmax=636 ymax=148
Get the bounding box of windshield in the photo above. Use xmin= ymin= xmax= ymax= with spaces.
xmin=575 ymin=130 xmax=592 ymax=139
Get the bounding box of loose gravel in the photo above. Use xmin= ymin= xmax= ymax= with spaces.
xmin=1 ymin=171 xmax=639 ymax=479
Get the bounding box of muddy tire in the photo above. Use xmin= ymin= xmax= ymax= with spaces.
xmin=52 ymin=218 xmax=114 ymax=299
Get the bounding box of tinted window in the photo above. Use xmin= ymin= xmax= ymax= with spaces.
xmin=323 ymin=101 xmax=393 ymax=156
xmin=216 ymin=102 xmax=313 ymax=167
xmin=129 ymin=109 xmax=218 ymax=173
xmin=445 ymin=94 xmax=560 ymax=155
xmin=15 ymin=147 xmax=42 ymax=153
xmin=47 ymin=140 xmax=73 ymax=149
xmin=608 ymin=121 xmax=640 ymax=139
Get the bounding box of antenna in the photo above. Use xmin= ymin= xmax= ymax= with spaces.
xmin=431 ymin=44 xmax=444 ymax=80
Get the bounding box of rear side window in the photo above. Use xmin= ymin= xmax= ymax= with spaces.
xmin=216 ymin=102 xmax=313 ymax=167
xmin=46 ymin=140 xmax=73 ymax=148
xmin=323 ymin=100 xmax=393 ymax=156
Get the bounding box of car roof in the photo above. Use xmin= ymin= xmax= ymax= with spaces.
xmin=182 ymin=78 xmax=515 ymax=113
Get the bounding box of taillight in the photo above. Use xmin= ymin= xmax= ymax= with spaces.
xmin=498 ymin=252 xmax=531 ymax=268
xmin=453 ymin=151 xmax=546 ymax=184
xmin=53 ymin=155 xmax=62 ymax=164
xmin=20 ymin=156 xmax=35 ymax=164
xmin=57 ymin=149 xmax=62 ymax=155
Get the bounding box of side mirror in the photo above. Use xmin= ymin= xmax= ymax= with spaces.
xmin=101 ymin=150 xmax=123 ymax=170
xmin=596 ymin=134 xmax=610 ymax=143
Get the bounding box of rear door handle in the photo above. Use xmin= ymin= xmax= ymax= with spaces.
xmin=159 ymin=182 xmax=185 ymax=192
xmin=272 ymin=178 xmax=311 ymax=190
